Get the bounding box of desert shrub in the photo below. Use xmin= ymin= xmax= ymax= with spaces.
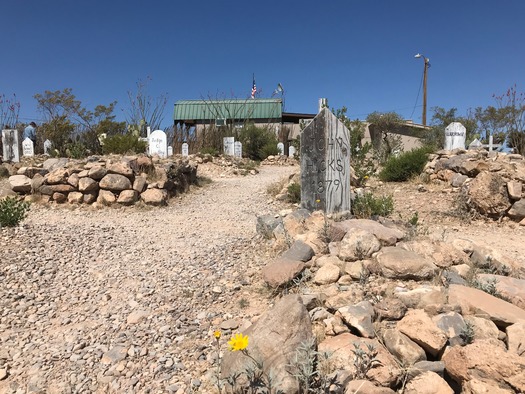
xmin=102 ymin=133 xmax=147 ymax=155
xmin=0 ymin=197 xmax=30 ymax=227
xmin=352 ymin=192 xmax=394 ymax=218
xmin=379 ymin=147 xmax=431 ymax=182
xmin=200 ymin=146 xmax=219 ymax=156
xmin=0 ymin=166 xmax=9 ymax=178
xmin=239 ymin=123 xmax=279 ymax=161
xmin=287 ymin=182 xmax=301 ymax=203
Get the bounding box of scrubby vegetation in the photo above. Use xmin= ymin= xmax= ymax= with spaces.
xmin=352 ymin=192 xmax=394 ymax=218
xmin=0 ymin=197 xmax=30 ymax=227
xmin=379 ymin=147 xmax=431 ymax=182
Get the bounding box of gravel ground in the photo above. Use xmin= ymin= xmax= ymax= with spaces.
xmin=0 ymin=165 xmax=296 ymax=394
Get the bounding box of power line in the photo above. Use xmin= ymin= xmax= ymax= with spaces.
xmin=410 ymin=66 xmax=425 ymax=120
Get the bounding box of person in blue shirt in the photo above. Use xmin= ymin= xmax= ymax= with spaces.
xmin=23 ymin=122 xmax=37 ymax=143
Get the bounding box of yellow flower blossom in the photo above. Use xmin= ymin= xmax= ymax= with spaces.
xmin=316 ymin=199 xmax=321 ymax=203
xmin=213 ymin=330 xmax=221 ymax=339
xmin=227 ymin=333 xmax=249 ymax=351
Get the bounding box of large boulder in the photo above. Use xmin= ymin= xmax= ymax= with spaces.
xmin=375 ymin=247 xmax=438 ymax=280
xmin=8 ymin=175 xmax=32 ymax=193
xmin=281 ymin=240 xmax=315 ymax=262
xmin=332 ymin=218 xmax=404 ymax=245
xmin=447 ymin=284 xmax=525 ymax=328
xmin=397 ymin=239 xmax=469 ymax=268
xmin=99 ymin=174 xmax=132 ymax=191
xmin=443 ymin=340 xmax=525 ymax=392
xmin=477 ymin=274 xmax=525 ymax=310
xmin=508 ymin=199 xmax=525 ymax=221
xmin=46 ymin=168 xmax=69 ymax=184
xmin=140 ymin=189 xmax=168 ymax=206
xmin=78 ymin=177 xmax=99 ymax=193
xmin=467 ymin=171 xmax=511 ymax=217
xmin=404 ymin=371 xmax=453 ymax=394
xmin=381 ymin=328 xmax=426 ymax=365
xmin=221 ymin=295 xmax=313 ymax=394
xmin=318 ymin=332 xmax=401 ymax=387
xmin=338 ymin=228 xmax=381 ymax=261
xmin=396 ymin=309 xmax=447 ymax=357
xmin=262 ymin=258 xmax=305 ymax=288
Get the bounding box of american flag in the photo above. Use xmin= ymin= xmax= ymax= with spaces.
xmin=251 ymin=75 xmax=257 ymax=99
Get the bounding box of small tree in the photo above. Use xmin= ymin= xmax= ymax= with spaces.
xmin=366 ymin=111 xmax=404 ymax=163
xmin=239 ymin=123 xmax=279 ymax=161
xmin=493 ymin=85 xmax=525 ymax=153
xmin=126 ymin=77 xmax=168 ymax=134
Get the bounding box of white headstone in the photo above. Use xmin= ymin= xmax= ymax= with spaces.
xmin=181 ymin=143 xmax=189 ymax=157
xmin=444 ymin=122 xmax=466 ymax=150
xmin=277 ymin=142 xmax=284 ymax=155
xmin=44 ymin=139 xmax=52 ymax=155
xmin=1 ymin=129 xmax=20 ymax=162
xmin=289 ymin=146 xmax=296 ymax=157
xmin=22 ymin=137 xmax=34 ymax=157
xmin=168 ymin=146 xmax=173 ymax=156
xmin=223 ymin=137 xmax=235 ymax=156
xmin=148 ymin=129 xmax=167 ymax=158
xmin=234 ymin=141 xmax=242 ymax=158
xmin=468 ymin=138 xmax=483 ymax=150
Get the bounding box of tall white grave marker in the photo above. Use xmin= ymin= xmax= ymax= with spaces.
xmin=181 ymin=143 xmax=189 ymax=157
xmin=22 ymin=138 xmax=34 ymax=157
xmin=234 ymin=141 xmax=242 ymax=158
xmin=168 ymin=146 xmax=173 ymax=156
xmin=289 ymin=146 xmax=296 ymax=157
xmin=223 ymin=137 xmax=235 ymax=156
xmin=148 ymin=130 xmax=167 ymax=158
xmin=44 ymin=139 xmax=52 ymax=155
xmin=277 ymin=142 xmax=284 ymax=155
xmin=1 ymin=129 xmax=19 ymax=162
xmin=444 ymin=122 xmax=466 ymax=150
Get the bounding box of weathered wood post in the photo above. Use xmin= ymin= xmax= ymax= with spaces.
xmin=300 ymin=108 xmax=351 ymax=213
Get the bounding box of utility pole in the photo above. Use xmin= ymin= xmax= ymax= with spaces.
xmin=415 ymin=53 xmax=430 ymax=126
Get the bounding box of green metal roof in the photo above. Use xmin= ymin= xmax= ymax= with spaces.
xmin=173 ymin=99 xmax=282 ymax=122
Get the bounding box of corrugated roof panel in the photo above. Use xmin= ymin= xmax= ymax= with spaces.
xmin=174 ymin=99 xmax=282 ymax=121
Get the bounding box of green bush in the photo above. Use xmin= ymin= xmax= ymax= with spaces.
xmin=102 ymin=133 xmax=148 ymax=155
xmin=352 ymin=192 xmax=394 ymax=219
xmin=379 ymin=147 xmax=431 ymax=182
xmin=200 ymin=146 xmax=219 ymax=156
xmin=287 ymin=182 xmax=301 ymax=203
xmin=239 ymin=123 xmax=279 ymax=161
xmin=0 ymin=197 xmax=30 ymax=227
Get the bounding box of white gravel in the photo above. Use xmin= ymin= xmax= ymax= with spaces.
xmin=0 ymin=165 xmax=296 ymax=393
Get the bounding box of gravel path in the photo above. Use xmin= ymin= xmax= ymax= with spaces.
xmin=0 ymin=165 xmax=296 ymax=394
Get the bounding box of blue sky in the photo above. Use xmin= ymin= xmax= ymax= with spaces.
xmin=2 ymin=0 xmax=524 ymax=128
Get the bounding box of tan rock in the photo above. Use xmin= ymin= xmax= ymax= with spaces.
xmin=313 ymin=263 xmax=340 ymax=285
xmin=52 ymin=192 xmax=66 ymax=203
xmin=316 ymin=255 xmax=343 ymax=268
xmin=462 ymin=379 xmax=515 ymax=394
xmin=67 ymin=192 xmax=83 ymax=204
xmin=443 ymin=340 xmax=525 ymax=392
xmin=506 ymin=320 xmax=525 ymax=356
xmin=97 ymin=190 xmax=116 ymax=205
xmin=49 ymin=184 xmax=76 ymax=193
xmin=344 ymin=260 xmax=365 ymax=280
xmin=477 ymin=274 xmax=525 ymax=309
xmin=376 ymin=247 xmax=438 ymax=280
xmin=397 ymin=239 xmax=469 ymax=268
xmin=67 ymin=173 xmax=79 ymax=188
xmin=46 ymin=168 xmax=68 ymax=184
xmin=262 ymin=258 xmax=305 ymax=288
xmin=404 ymin=371 xmax=453 ymax=394
xmin=99 ymin=174 xmax=132 ymax=192
xmin=463 ymin=316 xmax=500 ymax=342
xmin=83 ymin=192 xmax=97 ymax=204
xmin=468 ymin=171 xmax=511 ymax=217
xmin=338 ymin=228 xmax=381 ymax=261
xmin=107 ymin=162 xmax=133 ymax=177
xmin=397 ymin=309 xmax=447 ymax=357
xmin=374 ymin=298 xmax=407 ymax=321
xmin=133 ymin=176 xmax=147 ymax=193
xmin=323 ymin=315 xmax=350 ymax=336
xmin=78 ymin=177 xmax=99 ymax=192
xmin=318 ymin=333 xmax=401 ymax=387
xmin=344 ymin=380 xmax=395 ymax=393
xmin=140 ymin=189 xmax=168 ymax=206
xmin=117 ymin=190 xmax=138 ymax=205
xmin=448 ymin=284 xmax=525 ymax=328
xmin=333 ymin=218 xmax=404 ymax=245
xmin=382 ymin=328 xmax=426 ymax=366
xmin=87 ymin=165 xmax=107 ymax=180
xmin=8 ymin=175 xmax=32 ymax=193
xmin=507 ymin=181 xmax=523 ymax=200
xmin=336 ymin=301 xmax=375 ymax=338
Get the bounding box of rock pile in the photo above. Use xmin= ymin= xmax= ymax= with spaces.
xmin=425 ymin=149 xmax=525 ymax=222
xmin=261 ymin=155 xmax=298 ymax=166
xmin=3 ymin=155 xmax=198 ymax=206
xmin=244 ymin=210 xmax=525 ymax=393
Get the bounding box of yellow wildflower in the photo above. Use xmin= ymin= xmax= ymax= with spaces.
xmin=227 ymin=333 xmax=249 ymax=351
xmin=213 ymin=330 xmax=221 ymax=339
xmin=316 ymin=199 xmax=321 ymax=203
